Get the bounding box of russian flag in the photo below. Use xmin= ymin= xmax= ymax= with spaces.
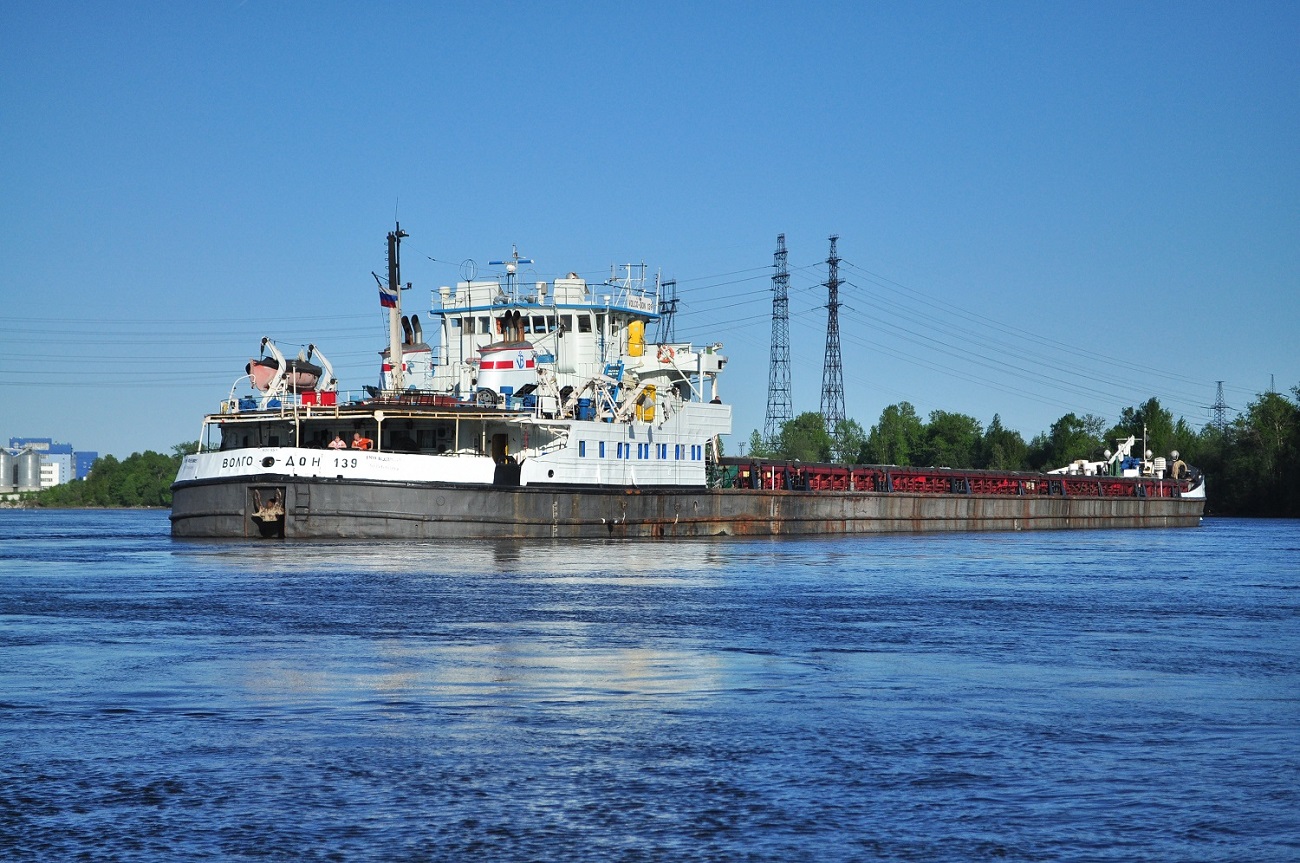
xmin=379 ymin=283 xmax=398 ymax=308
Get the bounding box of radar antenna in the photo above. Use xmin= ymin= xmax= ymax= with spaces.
xmin=489 ymin=245 xmax=533 ymax=298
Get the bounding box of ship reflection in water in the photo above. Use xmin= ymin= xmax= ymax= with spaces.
xmin=230 ymin=642 xmax=733 ymax=714
xmin=175 ymin=537 xmax=741 ymax=715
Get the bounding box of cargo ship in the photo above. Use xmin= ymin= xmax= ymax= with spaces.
xmin=170 ymin=226 xmax=1205 ymax=539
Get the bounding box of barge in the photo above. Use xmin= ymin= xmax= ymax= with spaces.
xmin=170 ymin=226 xmax=1205 ymax=539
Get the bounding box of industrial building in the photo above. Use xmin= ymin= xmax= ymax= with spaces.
xmin=2 ymin=437 xmax=98 ymax=493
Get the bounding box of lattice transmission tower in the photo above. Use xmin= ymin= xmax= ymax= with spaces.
xmin=820 ymin=234 xmax=845 ymax=434
xmin=764 ymin=234 xmax=793 ymax=443
xmin=654 ymin=278 xmax=678 ymax=344
xmin=1211 ymin=381 xmax=1231 ymax=433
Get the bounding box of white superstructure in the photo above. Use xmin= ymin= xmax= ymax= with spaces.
xmin=179 ymin=227 xmax=732 ymax=500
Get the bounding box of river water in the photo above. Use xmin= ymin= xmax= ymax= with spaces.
xmin=1 ymin=511 xmax=1297 ymax=861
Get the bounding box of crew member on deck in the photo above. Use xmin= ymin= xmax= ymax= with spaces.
xmin=351 ymin=432 xmax=373 ymax=450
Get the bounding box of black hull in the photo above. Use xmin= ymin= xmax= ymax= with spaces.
xmin=170 ymin=476 xmax=1205 ymax=539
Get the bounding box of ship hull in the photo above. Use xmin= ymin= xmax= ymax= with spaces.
xmin=170 ymin=476 xmax=1205 ymax=539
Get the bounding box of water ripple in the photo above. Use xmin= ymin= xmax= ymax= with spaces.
xmin=1 ymin=512 xmax=1298 ymax=860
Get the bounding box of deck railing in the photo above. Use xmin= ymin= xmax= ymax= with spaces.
xmin=715 ymin=459 xmax=1194 ymax=499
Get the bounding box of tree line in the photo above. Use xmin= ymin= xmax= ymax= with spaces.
xmin=27 ymin=443 xmax=196 ymax=508
xmin=747 ymin=385 xmax=1300 ymax=517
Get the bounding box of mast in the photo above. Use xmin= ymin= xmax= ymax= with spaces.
xmin=489 ymin=245 xmax=534 ymax=301
xmin=387 ymin=223 xmax=408 ymax=393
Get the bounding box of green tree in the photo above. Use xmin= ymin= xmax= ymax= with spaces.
xmin=862 ymin=402 xmax=925 ymax=466
xmin=1168 ymin=417 xmax=1202 ymax=465
xmin=774 ymin=412 xmax=834 ymax=463
xmin=1216 ymin=389 xmax=1300 ymax=516
xmin=1027 ymin=413 xmax=1106 ymax=470
xmin=34 ymin=447 xmax=187 ymax=508
xmin=980 ymin=414 xmax=1029 ymax=470
xmin=831 ymin=418 xmax=867 ymax=465
xmin=918 ymin=411 xmax=983 ymax=468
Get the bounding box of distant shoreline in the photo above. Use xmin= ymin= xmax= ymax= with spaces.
xmin=0 ymin=501 xmax=170 ymax=511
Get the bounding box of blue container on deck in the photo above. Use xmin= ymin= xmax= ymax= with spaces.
xmin=576 ymin=398 xmax=594 ymax=421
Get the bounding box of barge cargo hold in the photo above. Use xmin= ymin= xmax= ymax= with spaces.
xmin=170 ymin=225 xmax=1205 ymax=540
xmin=170 ymin=467 xmax=1203 ymax=539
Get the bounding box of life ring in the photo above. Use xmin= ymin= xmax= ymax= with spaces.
xmin=657 ymin=344 xmax=675 ymax=363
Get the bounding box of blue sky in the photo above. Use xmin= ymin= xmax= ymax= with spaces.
xmin=2 ymin=2 xmax=1296 ymax=458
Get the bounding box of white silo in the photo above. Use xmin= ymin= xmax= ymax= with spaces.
xmin=0 ymin=449 xmax=14 ymax=493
